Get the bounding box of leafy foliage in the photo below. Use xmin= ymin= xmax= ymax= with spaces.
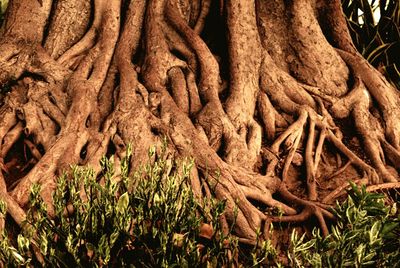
xmin=342 ymin=0 xmax=400 ymax=89
xmin=289 ymin=182 xmax=400 ymax=268
xmin=0 ymin=147 xmax=399 ymax=267
xmin=0 ymin=145 xmax=243 ymax=267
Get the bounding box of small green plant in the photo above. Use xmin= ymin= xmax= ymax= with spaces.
xmin=289 ymin=182 xmax=400 ymax=268
xmin=251 ymin=226 xmax=278 ymax=267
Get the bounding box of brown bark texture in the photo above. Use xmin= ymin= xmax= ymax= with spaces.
xmin=0 ymin=0 xmax=399 ymax=242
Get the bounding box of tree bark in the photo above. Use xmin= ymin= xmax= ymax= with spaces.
xmin=0 ymin=0 xmax=399 ymax=241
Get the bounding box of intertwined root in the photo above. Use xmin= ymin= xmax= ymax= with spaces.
xmin=0 ymin=0 xmax=400 ymax=246
xmin=258 ymin=92 xmax=400 ymax=236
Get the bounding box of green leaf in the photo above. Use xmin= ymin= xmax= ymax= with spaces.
xmin=17 ymin=235 xmax=30 ymax=252
xmin=110 ymin=231 xmax=119 ymax=247
xmin=11 ymin=248 xmax=25 ymax=264
xmin=116 ymin=192 xmax=129 ymax=214
xmin=0 ymin=200 xmax=6 ymax=215
xmin=40 ymin=235 xmax=48 ymax=255
xmin=381 ymin=221 xmax=399 ymax=236
xmin=153 ymin=192 xmax=161 ymax=205
xmin=355 ymin=244 xmax=366 ymax=264
xmin=369 ymin=221 xmax=381 ymax=244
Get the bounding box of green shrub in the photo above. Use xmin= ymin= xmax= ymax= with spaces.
xmin=0 ymin=145 xmax=239 ymax=267
xmin=1 ymin=146 xmax=399 ymax=267
xmin=289 ymin=182 xmax=400 ymax=268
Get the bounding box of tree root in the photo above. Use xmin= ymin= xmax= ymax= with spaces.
xmin=0 ymin=0 xmax=399 ymax=248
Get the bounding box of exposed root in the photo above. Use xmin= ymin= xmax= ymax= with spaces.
xmin=165 ymin=1 xmax=259 ymax=168
xmin=323 ymin=180 xmax=400 ymax=207
xmin=273 ymin=185 xmax=334 ymax=237
xmin=261 ymin=96 xmax=396 ymax=235
xmin=366 ymin=182 xmax=400 ymax=193
xmin=0 ymin=0 xmax=399 ymax=248
xmin=56 ymin=0 xmax=106 ymax=68
xmin=337 ymin=49 xmax=400 ymax=150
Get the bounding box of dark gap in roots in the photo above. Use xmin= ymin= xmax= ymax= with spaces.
xmin=80 ymin=142 xmax=89 ymax=160
xmin=304 ymin=214 xmax=335 ymax=236
xmin=4 ymin=134 xmax=35 ymax=191
xmin=47 ymin=92 xmax=57 ymax=105
xmin=114 ymin=72 xmax=120 ymax=98
xmin=106 ymin=141 xmax=117 ymax=159
xmin=98 ymin=73 xmax=119 ymax=130
xmin=316 ymin=8 xmax=337 ymax=49
xmin=200 ymin=183 xmax=209 ymax=199
xmin=218 ymin=84 xmax=230 ymax=103
xmin=87 ymin=0 xmax=96 ymax=34
xmin=245 ymin=126 xmax=253 ymax=146
xmin=113 ymin=133 xmax=125 ymax=152
xmin=253 ymin=106 xmax=271 ymax=145
xmin=166 ymin=75 xmax=174 ymax=101
xmin=248 ymin=198 xmax=269 ymax=212
xmin=345 ymin=70 xmax=356 ymax=90
xmin=369 ymin=97 xmax=383 ymax=121
xmin=5 ymin=51 xmax=19 ymax=62
xmin=200 ymin=0 xmax=229 ymax=87
xmin=136 ymin=91 xmax=148 ymax=106
xmin=272 ymin=191 xmax=302 ymax=212
xmin=289 ymin=177 xmax=308 ymax=199
xmin=42 ymin=107 xmax=62 ymax=135
xmin=216 ymin=138 xmax=227 ymax=160
xmin=305 ymin=215 xmax=321 ymax=232
xmin=131 ymin=42 xmax=145 ymax=68
xmin=87 ymin=65 xmax=95 ymax=80
xmin=254 ymin=152 xmax=267 ymax=175
xmin=37 ymin=143 xmax=45 ymax=156
xmin=119 ymin=0 xmax=131 ymax=34
xmin=41 ymin=0 xmax=59 ymax=47
xmin=0 ymin=77 xmax=18 ymax=103
xmin=55 ymin=122 xmax=61 ymax=135
xmin=198 ymin=170 xmax=214 ymax=198
xmin=150 ymin=126 xmax=161 ymax=137
xmin=4 ymin=213 xmax=22 ymax=243
xmin=131 ymin=28 xmax=146 ymax=67
xmin=20 ymin=71 xmax=47 ymax=83
xmin=170 ymin=49 xmax=187 ymax=62
xmin=85 ymin=115 xmax=91 ymax=128
xmin=332 ymin=117 xmax=370 ymax=165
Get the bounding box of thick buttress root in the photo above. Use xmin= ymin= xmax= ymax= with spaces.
xmin=0 ymin=0 xmax=399 ymax=244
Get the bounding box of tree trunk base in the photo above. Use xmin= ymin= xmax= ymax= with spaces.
xmin=0 ymin=0 xmax=399 ymax=242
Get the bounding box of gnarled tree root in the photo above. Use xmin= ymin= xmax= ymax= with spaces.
xmin=0 ymin=0 xmax=399 ymax=247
